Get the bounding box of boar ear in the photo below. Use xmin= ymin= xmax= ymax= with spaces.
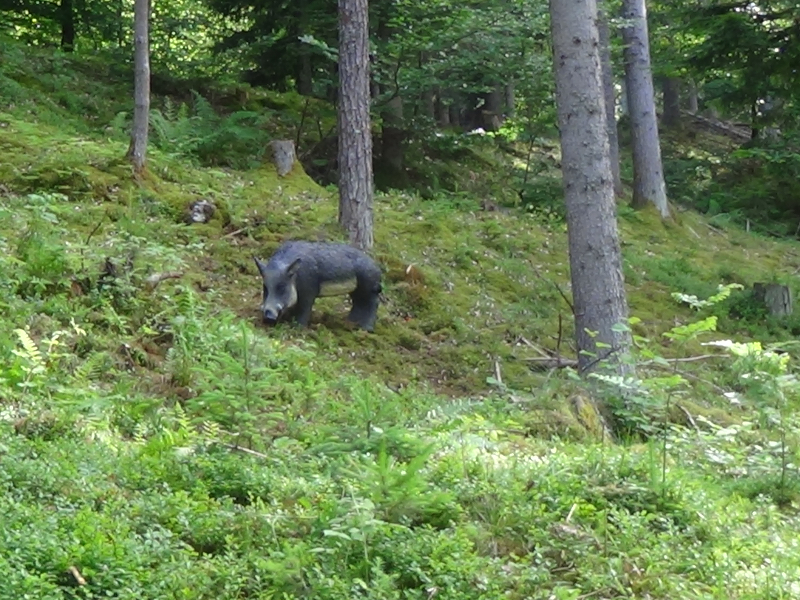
xmin=286 ymin=257 xmax=303 ymax=278
xmin=253 ymin=256 xmax=268 ymax=277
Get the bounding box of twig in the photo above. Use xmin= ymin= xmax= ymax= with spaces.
xmin=556 ymin=313 xmax=564 ymax=364
xmin=144 ymin=271 xmax=184 ymax=291
xmin=517 ymin=336 xmax=552 ymax=358
xmin=223 ymin=444 xmax=269 ymax=459
xmin=533 ymin=270 xmax=574 ymax=314
xmin=640 ymin=354 xmax=722 ymax=364
xmin=676 ymin=403 xmax=699 ymax=432
xmin=494 ymin=360 xmax=502 ymax=385
xmin=565 ymin=503 xmax=577 ymax=523
xmin=295 ymin=96 xmax=310 ymax=149
xmin=223 ymin=227 xmax=250 ymax=239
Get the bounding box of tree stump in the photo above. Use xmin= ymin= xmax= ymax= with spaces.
xmin=269 ymin=140 xmax=296 ymax=177
xmin=753 ymin=283 xmax=793 ymax=316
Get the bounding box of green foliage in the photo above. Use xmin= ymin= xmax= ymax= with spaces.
xmin=143 ymin=92 xmax=274 ymax=169
xmin=4 ymin=34 xmax=800 ymax=599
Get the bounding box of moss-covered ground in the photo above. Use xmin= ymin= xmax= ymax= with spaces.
xmin=2 ymin=38 xmax=800 ymax=599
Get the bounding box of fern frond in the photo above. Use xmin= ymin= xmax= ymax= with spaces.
xmin=13 ymin=328 xmax=44 ymax=368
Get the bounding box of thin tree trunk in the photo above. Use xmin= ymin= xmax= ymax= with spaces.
xmin=686 ymin=79 xmax=698 ymax=113
xmin=59 ymin=0 xmax=75 ymax=52
xmin=505 ymin=81 xmax=516 ymax=118
xmin=481 ymin=83 xmax=504 ymax=131
xmin=621 ymin=0 xmax=669 ymax=218
xmin=435 ymin=88 xmax=450 ymax=126
xmin=297 ymin=51 xmax=314 ymax=96
xmin=661 ymin=77 xmax=681 ymax=127
xmin=126 ymin=0 xmax=150 ymax=175
xmin=597 ymin=2 xmax=623 ymax=198
xmin=375 ymin=16 xmax=406 ymax=190
xmin=337 ymin=0 xmax=374 ymax=251
xmin=549 ymin=0 xmax=633 ymax=377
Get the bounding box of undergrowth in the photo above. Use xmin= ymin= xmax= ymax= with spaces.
xmin=1 ymin=36 xmax=800 ymax=600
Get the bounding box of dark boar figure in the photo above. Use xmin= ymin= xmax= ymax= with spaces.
xmin=254 ymin=241 xmax=382 ymax=332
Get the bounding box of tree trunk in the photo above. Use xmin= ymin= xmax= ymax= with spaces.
xmin=126 ymin=0 xmax=150 ymax=176
xmin=59 ymin=0 xmax=75 ymax=52
xmin=597 ymin=2 xmax=623 ymax=198
xmin=686 ymin=79 xmax=698 ymax=114
xmin=449 ymin=103 xmax=461 ymax=128
xmin=379 ymin=94 xmax=406 ymax=187
xmin=661 ymin=76 xmax=681 ymax=128
xmin=549 ymin=0 xmax=633 ymax=377
xmin=375 ymin=16 xmax=406 ymax=190
xmin=621 ymin=0 xmax=670 ymax=218
xmin=297 ymin=51 xmax=314 ymax=96
xmin=435 ymin=88 xmax=450 ymax=126
xmin=337 ymin=0 xmax=374 ymax=251
xmin=481 ymin=84 xmax=504 ymax=131
xmin=504 ymin=81 xmax=516 ymax=118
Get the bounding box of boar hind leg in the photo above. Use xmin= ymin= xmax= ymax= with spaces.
xmin=348 ymin=292 xmax=380 ymax=332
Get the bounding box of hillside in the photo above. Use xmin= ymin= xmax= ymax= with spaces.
xmin=1 ymin=39 xmax=800 ymax=599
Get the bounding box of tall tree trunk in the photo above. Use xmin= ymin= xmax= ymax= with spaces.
xmin=337 ymin=0 xmax=374 ymax=251
xmin=59 ymin=0 xmax=75 ymax=52
xmin=549 ymin=0 xmax=633 ymax=377
xmin=621 ymin=0 xmax=670 ymax=218
xmin=375 ymin=17 xmax=406 ymax=190
xmin=126 ymin=0 xmax=150 ymax=176
xmin=435 ymin=88 xmax=450 ymax=126
xmin=504 ymin=81 xmax=516 ymax=118
xmin=661 ymin=76 xmax=681 ymax=127
xmin=297 ymin=51 xmax=314 ymax=96
xmin=686 ymin=79 xmax=698 ymax=114
xmin=448 ymin=103 xmax=461 ymax=128
xmin=597 ymin=2 xmax=623 ymax=198
xmin=481 ymin=84 xmax=504 ymax=131
xmin=379 ymin=94 xmax=406 ymax=187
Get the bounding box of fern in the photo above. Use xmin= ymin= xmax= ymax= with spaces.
xmin=13 ymin=328 xmax=45 ymax=379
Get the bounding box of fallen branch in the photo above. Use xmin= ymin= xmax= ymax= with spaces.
xmin=516 ymin=336 xmax=552 ymax=358
xmin=223 ymin=443 xmax=269 ymax=459
xmin=68 ymin=566 xmax=86 ymax=586
xmin=676 ymin=403 xmax=699 ymax=432
xmin=494 ymin=360 xmax=503 ymax=385
xmin=222 ymin=226 xmax=250 ymax=239
xmin=640 ymin=354 xmax=723 ymax=365
xmin=523 ymin=356 xmax=578 ymax=370
xmin=144 ymin=271 xmax=185 ymax=291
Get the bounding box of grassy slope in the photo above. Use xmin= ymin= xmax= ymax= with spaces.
xmin=1 ymin=39 xmax=800 ymax=599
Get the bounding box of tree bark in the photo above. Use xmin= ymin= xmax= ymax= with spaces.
xmin=126 ymin=0 xmax=150 ymax=176
xmin=375 ymin=16 xmax=406 ymax=190
xmin=621 ymin=0 xmax=669 ymax=218
xmin=504 ymin=81 xmax=516 ymax=118
xmin=481 ymin=84 xmax=505 ymax=131
xmin=297 ymin=51 xmax=314 ymax=96
xmin=59 ymin=0 xmax=75 ymax=52
xmin=435 ymin=88 xmax=450 ymax=126
xmin=597 ymin=2 xmax=623 ymax=198
xmin=549 ymin=0 xmax=633 ymax=377
xmin=337 ymin=0 xmax=374 ymax=251
xmin=686 ymin=79 xmax=699 ymax=114
xmin=661 ymin=76 xmax=681 ymax=128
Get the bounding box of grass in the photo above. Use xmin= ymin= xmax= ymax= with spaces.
xmin=1 ymin=36 xmax=800 ymax=599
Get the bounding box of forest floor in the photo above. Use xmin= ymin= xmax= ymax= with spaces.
xmin=1 ymin=38 xmax=799 ymax=600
